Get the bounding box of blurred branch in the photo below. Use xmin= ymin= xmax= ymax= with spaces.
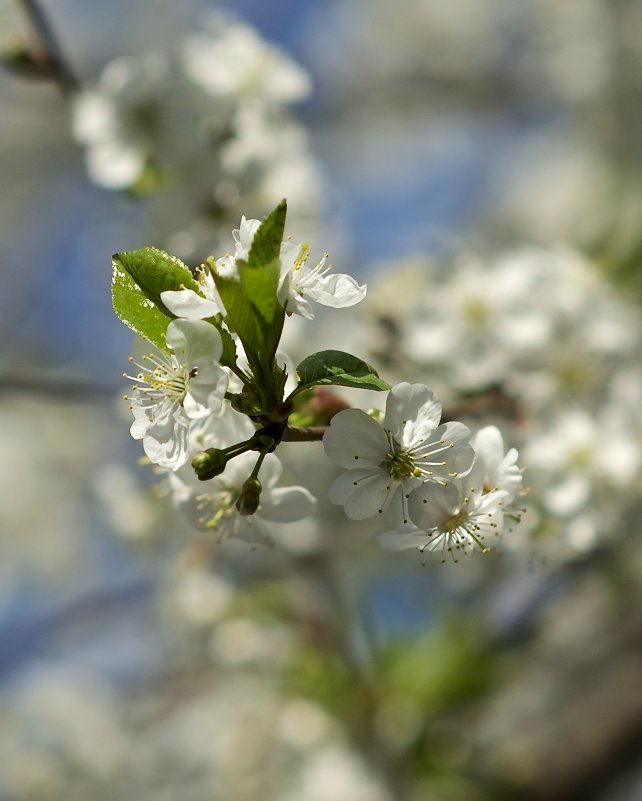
xmin=0 ymin=373 xmax=118 ymax=402
xmin=441 ymin=384 xmax=524 ymax=424
xmin=4 ymin=0 xmax=79 ymax=92
xmin=286 ymin=549 xmax=408 ymax=800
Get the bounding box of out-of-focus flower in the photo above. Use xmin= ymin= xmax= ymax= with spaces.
xmin=180 ymin=12 xmax=311 ymax=104
xmin=71 ymin=53 xmax=175 ymax=190
xmin=364 ymin=244 xmax=642 ymax=559
xmin=471 ymin=425 xmax=522 ymax=502
xmin=401 ymin=250 xmax=553 ymax=390
xmin=70 ymin=13 xmax=322 ymax=258
xmin=282 ymin=743 xmax=392 ymax=801
xmin=524 ymin=407 xmax=641 ymax=553
xmin=168 ymin=452 xmax=316 ymax=546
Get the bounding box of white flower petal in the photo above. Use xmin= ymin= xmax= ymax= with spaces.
xmin=471 ymin=425 xmax=510 ymax=477
xmin=261 ymin=485 xmax=317 ymax=523
xmin=408 ymin=482 xmax=461 ymax=530
xmin=129 ymin=402 xmax=152 ymax=439
xmin=166 ymin=318 xmax=223 ymax=364
xmin=323 ymin=409 xmax=389 ymax=469
xmin=379 ymin=530 xmax=431 ymax=551
xmin=143 ymin=406 xmax=190 ymax=470
xmin=234 ymin=216 xmax=261 ymax=259
xmin=305 ymin=273 xmax=367 ymax=308
xmin=384 ymin=383 xmax=442 ymax=444
xmin=183 ymin=367 xmax=227 ymax=419
xmin=328 ymin=470 xmax=391 ymax=519
xmin=161 ymin=289 xmax=222 ymax=319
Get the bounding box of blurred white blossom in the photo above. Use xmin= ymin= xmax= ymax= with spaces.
xmin=70 ymin=12 xmax=322 ymax=257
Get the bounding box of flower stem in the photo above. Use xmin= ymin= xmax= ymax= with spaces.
xmin=281 ymin=425 xmax=328 ymax=442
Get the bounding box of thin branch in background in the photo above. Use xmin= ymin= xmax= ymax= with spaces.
xmin=9 ymin=0 xmax=79 ymax=92
xmin=0 ymin=373 xmax=119 ymax=402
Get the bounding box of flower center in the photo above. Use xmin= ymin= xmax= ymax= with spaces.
xmin=381 ymin=449 xmax=421 ymax=481
xmin=443 ymin=508 xmax=470 ymax=534
xmin=293 ymin=243 xmax=311 ymax=272
xmin=556 ymin=359 xmax=592 ymax=393
xmin=569 ymin=444 xmax=594 ymax=471
xmin=463 ymin=296 xmax=491 ymax=328
xmin=126 ymin=352 xmax=189 ymax=406
xmin=196 ymin=488 xmax=239 ymax=532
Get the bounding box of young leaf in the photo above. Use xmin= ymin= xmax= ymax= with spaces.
xmin=113 ymin=247 xmax=199 ymax=316
xmin=294 ymin=350 xmax=391 ymax=393
xmin=237 ymin=256 xmax=282 ymax=325
xmin=213 ymin=274 xmax=264 ymax=359
xmin=247 ymin=199 xmax=287 ymax=269
xmin=112 ymin=259 xmax=170 ymax=350
xmin=210 ymin=315 xmax=239 ymax=371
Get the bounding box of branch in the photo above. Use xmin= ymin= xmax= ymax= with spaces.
xmin=12 ymin=0 xmax=79 ymax=92
xmin=281 ymin=425 xmax=328 ymax=442
xmin=0 ymin=373 xmax=118 ymax=402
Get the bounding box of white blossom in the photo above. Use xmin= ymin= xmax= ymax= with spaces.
xmin=216 ymin=214 xmax=261 ymax=269
xmin=70 ymin=16 xmax=322 ymax=261
xmin=277 ymin=242 xmax=367 ymax=320
xmin=126 ymin=319 xmax=227 ymax=470
xmin=401 ymin=250 xmax=552 ymax=389
xmin=180 ymin=13 xmax=312 ymax=104
xmin=323 ymin=382 xmax=474 ymax=526
xmin=235 ymin=217 xmax=366 ymax=319
xmin=71 ymin=53 xmax=171 ymax=189
xmin=470 ymin=425 xmax=522 ymax=502
xmin=380 ymin=461 xmax=507 ymax=561
xmin=524 ymin=408 xmax=641 ymax=521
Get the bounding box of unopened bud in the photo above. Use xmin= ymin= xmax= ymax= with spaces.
xmin=191 ymin=448 xmax=228 ymax=481
xmin=235 ymin=477 xmax=262 ymax=516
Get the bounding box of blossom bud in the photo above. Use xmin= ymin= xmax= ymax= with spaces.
xmin=235 ymin=477 xmax=262 ymax=516
xmin=191 ymin=448 xmax=228 ymax=481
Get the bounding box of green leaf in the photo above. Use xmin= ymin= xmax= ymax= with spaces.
xmin=112 ymin=247 xmax=199 ymax=316
xmin=237 ymin=255 xmax=282 ymax=325
xmin=247 ymin=199 xmax=287 ymax=269
xmin=209 ymin=315 xmax=239 ymax=371
xmin=294 ymin=350 xmax=391 ymax=393
xmin=213 ymin=274 xmax=263 ymax=358
xmin=211 ymin=202 xmax=289 ymax=406
xmin=237 ymin=200 xmax=287 ymax=327
xmin=111 ymin=259 xmax=171 ymax=350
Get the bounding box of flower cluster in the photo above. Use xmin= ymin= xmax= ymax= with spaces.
xmin=365 ymin=246 xmax=642 ymax=558
xmin=120 ymin=204 xmax=369 ymax=546
xmin=323 ymin=383 xmax=523 ymax=561
xmin=160 ymin=215 xmax=367 ymax=323
xmin=118 ymin=204 xmax=523 ymax=559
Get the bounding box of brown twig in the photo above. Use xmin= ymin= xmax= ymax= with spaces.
xmin=281 ymin=425 xmax=328 ymax=442
xmin=11 ymin=0 xmax=79 ymax=92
